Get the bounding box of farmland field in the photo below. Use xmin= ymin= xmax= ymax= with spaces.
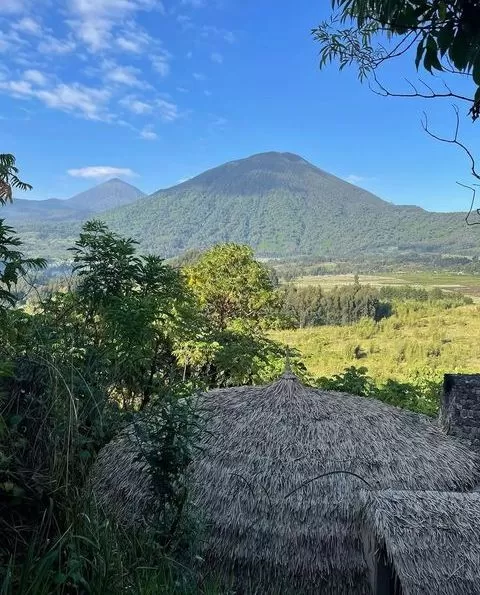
xmin=295 ymin=271 xmax=480 ymax=299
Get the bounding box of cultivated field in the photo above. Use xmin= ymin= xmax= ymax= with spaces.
xmin=295 ymin=271 xmax=480 ymax=299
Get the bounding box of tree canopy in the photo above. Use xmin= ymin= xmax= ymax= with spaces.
xmin=314 ymin=1 xmax=480 ymax=189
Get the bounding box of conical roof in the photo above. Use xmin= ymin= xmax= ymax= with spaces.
xmin=90 ymin=374 xmax=480 ymax=594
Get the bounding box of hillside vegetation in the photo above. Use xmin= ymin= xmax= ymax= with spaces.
xmin=5 ymin=152 xmax=480 ymax=262
xmin=271 ymin=300 xmax=480 ymax=387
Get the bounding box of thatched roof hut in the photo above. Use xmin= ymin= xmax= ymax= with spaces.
xmin=90 ymin=373 xmax=480 ymax=594
xmin=361 ymin=490 xmax=480 ymax=595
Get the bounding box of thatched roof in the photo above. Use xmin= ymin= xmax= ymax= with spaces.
xmin=90 ymin=373 xmax=480 ymax=594
xmin=361 ymin=489 xmax=480 ymax=595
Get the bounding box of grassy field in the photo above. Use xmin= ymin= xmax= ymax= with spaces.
xmin=295 ymin=272 xmax=480 ymax=299
xmin=271 ymin=301 xmax=480 ymax=385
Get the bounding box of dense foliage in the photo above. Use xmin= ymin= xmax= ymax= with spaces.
xmin=316 ymin=366 xmax=440 ymax=416
xmin=315 ymin=0 xmax=480 ymax=111
xmin=0 ymin=217 xmax=289 ymax=592
xmin=278 ymin=281 xmax=391 ymax=328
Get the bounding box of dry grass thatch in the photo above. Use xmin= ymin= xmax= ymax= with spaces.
xmin=361 ymin=489 xmax=480 ymax=595
xmin=90 ymin=373 xmax=480 ymax=594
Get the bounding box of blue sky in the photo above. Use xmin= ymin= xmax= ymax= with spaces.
xmin=0 ymin=0 xmax=479 ymax=212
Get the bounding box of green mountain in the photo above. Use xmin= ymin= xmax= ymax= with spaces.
xmin=4 ymin=178 xmax=146 ymax=223
xmin=5 ymin=152 xmax=480 ymax=261
xmin=102 ymin=151 xmax=479 ymax=259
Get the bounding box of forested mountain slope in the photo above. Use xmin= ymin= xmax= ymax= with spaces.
xmin=5 ymin=152 xmax=479 ymax=261
xmin=102 ymin=152 xmax=478 ymax=258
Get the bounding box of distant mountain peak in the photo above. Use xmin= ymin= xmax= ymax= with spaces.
xmin=66 ymin=178 xmax=145 ymax=213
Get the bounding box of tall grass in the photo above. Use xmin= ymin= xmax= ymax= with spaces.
xmin=271 ymin=301 xmax=480 ymax=388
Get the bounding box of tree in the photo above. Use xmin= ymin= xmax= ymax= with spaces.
xmin=314 ymin=1 xmax=480 ymax=196
xmin=0 ymin=154 xmax=32 ymax=205
xmin=65 ymin=220 xmax=198 ymax=410
xmin=185 ymin=243 xmax=276 ymax=331
xmin=0 ymin=156 xmax=45 ymax=310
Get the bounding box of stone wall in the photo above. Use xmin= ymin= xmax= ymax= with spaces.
xmin=441 ymin=374 xmax=480 ymax=448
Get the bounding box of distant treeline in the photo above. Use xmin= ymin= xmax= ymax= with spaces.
xmin=273 ymin=253 xmax=480 ymax=280
xmin=276 ymin=282 xmax=472 ymax=329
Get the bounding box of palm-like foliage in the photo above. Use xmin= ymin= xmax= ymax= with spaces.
xmin=0 ymin=153 xmax=33 ymax=205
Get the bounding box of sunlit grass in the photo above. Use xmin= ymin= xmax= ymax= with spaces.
xmin=271 ymin=302 xmax=480 ymax=385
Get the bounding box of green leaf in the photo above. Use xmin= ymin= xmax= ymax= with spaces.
xmin=449 ymin=33 xmax=470 ymax=71
xmin=438 ymin=1 xmax=447 ymax=21
xmin=415 ymin=41 xmax=425 ymax=70
xmin=9 ymin=414 xmax=22 ymax=427
xmin=79 ymin=449 xmax=91 ymax=460
xmin=437 ymin=22 xmax=455 ymax=57
xmin=473 ymin=61 xmax=480 ymax=86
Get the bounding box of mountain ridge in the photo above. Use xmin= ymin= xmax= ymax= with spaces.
xmin=4 ymin=178 xmax=146 ymax=222
xmin=101 ymin=151 xmax=475 ymax=259
xmin=5 ymin=151 xmax=479 ymax=261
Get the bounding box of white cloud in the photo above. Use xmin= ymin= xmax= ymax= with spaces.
xmin=7 ymin=80 xmax=33 ymax=95
xmin=211 ymin=52 xmax=223 ymax=64
xmin=0 ymin=36 xmax=9 ymax=53
xmin=204 ymin=89 xmax=212 ymax=96
xmin=115 ymin=24 xmax=154 ymax=53
xmin=0 ymin=78 xmax=111 ymax=121
xmin=181 ymin=0 xmax=205 ymax=7
xmin=117 ymin=37 xmax=141 ymax=52
xmin=104 ymin=62 xmax=145 ymax=87
xmin=0 ymin=0 xmax=28 ymax=13
xmin=156 ymin=98 xmax=179 ymax=121
xmin=23 ymin=69 xmax=48 ymax=86
xmin=201 ymin=26 xmax=236 ymax=44
xmin=151 ymin=51 xmax=171 ymax=77
xmin=119 ymin=95 xmax=153 ymax=114
xmin=67 ymin=0 xmax=163 ymax=52
xmin=13 ymin=17 xmax=42 ymax=36
xmin=68 ymin=166 xmax=137 ymax=178
xmin=346 ymin=174 xmax=366 ymax=185
xmin=193 ymin=72 xmax=206 ymax=81
xmin=212 ymin=116 xmax=227 ymax=127
xmin=140 ymin=126 xmax=157 ymax=140
xmin=38 ymin=35 xmax=76 ymax=54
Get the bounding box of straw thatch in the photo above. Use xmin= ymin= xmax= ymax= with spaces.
xmin=361 ymin=489 xmax=480 ymax=595
xmin=90 ymin=373 xmax=480 ymax=594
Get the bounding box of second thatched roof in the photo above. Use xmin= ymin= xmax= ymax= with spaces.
xmin=361 ymin=489 xmax=480 ymax=595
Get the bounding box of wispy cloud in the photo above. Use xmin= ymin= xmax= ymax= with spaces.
xmin=193 ymin=72 xmax=206 ymax=81
xmin=140 ymin=126 xmax=158 ymax=140
xmin=38 ymin=35 xmax=76 ymax=54
xmin=119 ymin=95 xmax=153 ymax=114
xmin=67 ymin=0 xmax=162 ymax=52
xmin=23 ymin=69 xmax=48 ymax=86
xmin=0 ymin=77 xmax=111 ymax=121
xmin=0 ymin=0 xmax=29 ymax=13
xmin=210 ymin=52 xmax=223 ymax=64
xmin=346 ymin=174 xmax=366 ymax=185
xmin=12 ymin=17 xmax=42 ymax=36
xmin=181 ymin=0 xmax=205 ymax=7
xmin=157 ymin=98 xmax=180 ymax=121
xmin=104 ymin=62 xmax=146 ymax=88
xmin=68 ymin=165 xmax=137 ymax=179
xmin=151 ymin=51 xmax=172 ymax=77
xmin=201 ymin=25 xmax=236 ymax=44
